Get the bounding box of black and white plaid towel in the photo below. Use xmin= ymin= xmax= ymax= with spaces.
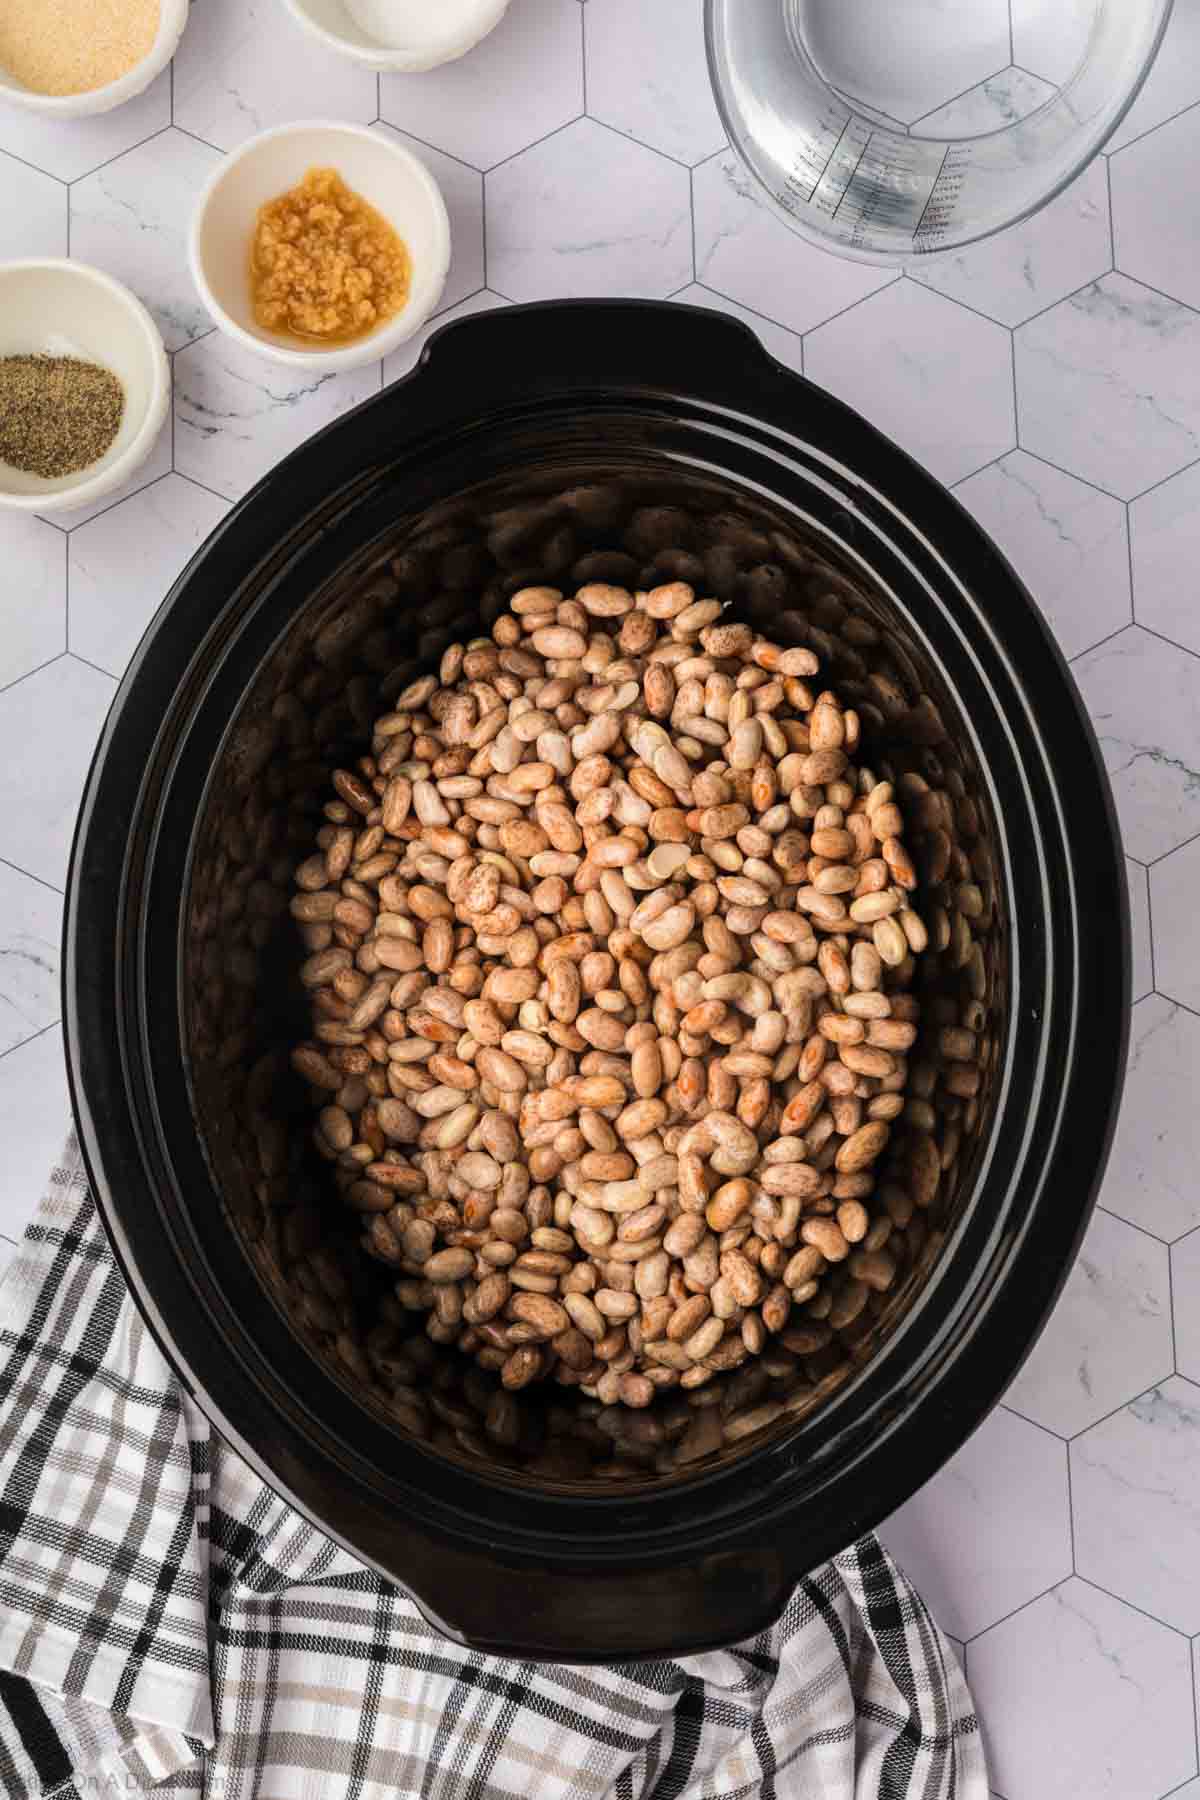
xmin=0 ymin=1138 xmax=987 ymax=1799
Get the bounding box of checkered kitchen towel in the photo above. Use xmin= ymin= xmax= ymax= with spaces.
xmin=0 ymin=1138 xmax=986 ymax=1800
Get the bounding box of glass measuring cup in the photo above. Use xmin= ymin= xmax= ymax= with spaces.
xmin=706 ymin=0 xmax=1172 ymax=264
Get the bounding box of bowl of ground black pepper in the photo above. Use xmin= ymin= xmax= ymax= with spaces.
xmin=0 ymin=259 xmax=170 ymax=512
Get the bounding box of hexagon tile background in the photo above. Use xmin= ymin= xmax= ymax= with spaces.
xmin=2 ymin=2 xmax=1200 ymax=1793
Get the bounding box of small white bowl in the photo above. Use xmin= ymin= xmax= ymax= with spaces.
xmin=0 ymin=0 xmax=188 ymax=116
xmin=279 ymin=0 xmax=509 ymax=73
xmin=0 ymin=260 xmax=170 ymax=514
xmin=189 ymin=121 xmax=451 ymax=374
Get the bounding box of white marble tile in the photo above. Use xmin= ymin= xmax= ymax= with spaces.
xmin=1005 ymin=1208 xmax=1172 ymax=1438
xmin=380 ymin=0 xmax=582 ymax=170
xmin=1010 ymin=0 xmax=1094 ymax=87
xmin=583 ymin=0 xmax=724 ymax=166
xmin=1113 ymin=108 xmax=1200 ymax=315
xmin=1103 ymin=996 xmax=1200 ymax=1241
xmin=1171 ymin=1231 xmax=1200 ymax=1386
xmin=0 ymin=70 xmax=170 ymax=183
xmin=912 ymin=65 xmax=1057 ymax=136
xmin=0 ymin=1026 xmax=70 ymax=1240
xmin=1106 ymin=0 xmax=1200 ymax=155
xmin=485 ymin=118 xmax=691 ymax=302
xmin=1165 ymin=1780 xmax=1200 ymax=1800
xmin=796 ymin=0 xmax=1010 ymax=127
xmin=692 ymin=150 xmax=895 ymax=337
xmin=173 ymin=0 xmax=377 ymax=152
xmin=1015 ymin=274 xmax=1200 ymax=502
xmin=1071 ymin=627 xmax=1200 ymax=862
xmin=68 ymin=475 xmax=229 ymax=679
xmin=805 ymin=279 xmax=1015 ymax=485
xmin=0 ymin=152 xmax=66 ymax=262
xmin=912 ymin=156 xmax=1110 ymax=329
xmin=1130 ymin=458 xmax=1200 ymax=656
xmin=953 ymin=449 xmax=1130 ymax=660
xmin=1128 ymin=856 xmax=1153 ymax=1003
xmin=881 ymin=1407 xmax=1071 ymax=1639
xmin=372 ymin=125 xmax=484 ymax=318
xmin=0 ymin=862 xmax=62 ymax=1060
xmin=968 ymin=1578 xmax=1195 ymax=1800
xmin=381 ymin=289 xmax=508 ymax=387
xmin=69 ymin=129 xmax=221 ymax=353
xmin=1072 ymin=1376 xmax=1200 ymax=1633
xmin=0 ymin=656 xmax=115 ymax=891
xmin=0 ymin=516 xmax=65 ymax=693
xmin=174 ymin=336 xmax=381 ymax=503
xmin=1150 ymin=835 xmax=1200 ymax=1014
xmin=669 ymin=285 xmax=804 ymax=376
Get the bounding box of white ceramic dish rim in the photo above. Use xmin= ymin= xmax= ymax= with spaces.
xmin=0 ymin=259 xmax=171 ymax=515
xmin=188 ymin=120 xmax=452 ymax=374
xmin=0 ymin=0 xmax=189 ymax=116
xmin=278 ymin=0 xmax=510 ymax=72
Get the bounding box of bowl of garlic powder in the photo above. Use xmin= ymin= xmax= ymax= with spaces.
xmin=0 ymin=0 xmax=189 ymax=116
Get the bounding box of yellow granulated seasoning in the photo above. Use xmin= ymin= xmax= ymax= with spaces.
xmin=250 ymin=167 xmax=412 ymax=347
xmin=0 ymin=0 xmax=160 ymax=96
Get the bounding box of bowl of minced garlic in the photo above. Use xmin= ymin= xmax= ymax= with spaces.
xmin=0 ymin=0 xmax=188 ymax=116
xmin=190 ymin=122 xmax=452 ymax=375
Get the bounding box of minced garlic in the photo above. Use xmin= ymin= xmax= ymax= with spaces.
xmin=250 ymin=167 xmax=411 ymax=347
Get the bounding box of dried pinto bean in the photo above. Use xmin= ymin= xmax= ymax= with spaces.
xmin=293 ymin=574 xmax=929 ymax=1434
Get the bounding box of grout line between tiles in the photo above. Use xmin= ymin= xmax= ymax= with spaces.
xmin=964 ymin=1576 xmax=1070 ymax=1645
xmin=0 ymin=652 xmax=66 ymax=701
xmin=171 ymin=123 xmax=228 ymax=158
xmin=66 ymin=123 xmax=174 ymax=191
xmin=588 ymin=112 xmax=693 ymax=172
xmin=68 ymin=651 xmax=120 ymax=685
xmin=1127 ymin=448 xmax=1200 ymax=508
xmin=1066 ymin=619 xmax=1136 ymax=666
xmin=1012 ymin=444 xmax=1126 ymax=506
xmin=801 ymin=274 xmax=902 ymax=348
xmin=1109 ymin=96 xmax=1200 ymax=163
xmin=1143 ymin=863 xmax=1159 ymax=1000
xmin=1071 ymin=1572 xmax=1189 ymax=1640
xmin=907 ymin=65 xmax=1013 ymax=133
xmin=1169 ymin=1232 xmax=1179 ymax=1375
xmin=1064 ymin=1373 xmax=1176 ymax=1444
xmin=0 ymin=1019 xmax=61 ymax=1066
xmin=690 ymin=282 xmax=804 ymax=350
xmin=1148 ymin=824 xmax=1200 ymax=868
xmin=0 ymin=856 xmax=63 ymax=897
xmin=579 ymin=0 xmax=587 ymax=113
xmin=1136 ymin=623 xmax=1200 ymax=666
xmin=485 ymin=113 xmax=583 ymax=178
xmin=1064 ymin=1442 xmax=1077 ymax=1572
xmin=1096 ymin=1204 xmax=1171 ymax=1251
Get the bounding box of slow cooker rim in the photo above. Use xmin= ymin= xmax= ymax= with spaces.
xmin=64 ymin=300 xmax=1128 ymax=1644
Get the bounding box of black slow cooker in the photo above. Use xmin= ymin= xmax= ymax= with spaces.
xmin=65 ymin=301 xmax=1128 ymax=1661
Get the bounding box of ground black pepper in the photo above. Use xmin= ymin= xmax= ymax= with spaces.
xmin=0 ymin=355 xmax=125 ymax=480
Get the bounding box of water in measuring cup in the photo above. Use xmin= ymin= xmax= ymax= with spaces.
xmin=792 ymin=0 xmax=1097 ymax=136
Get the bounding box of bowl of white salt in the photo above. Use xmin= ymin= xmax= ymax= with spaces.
xmin=278 ymin=0 xmax=510 ymax=73
xmin=0 ymin=0 xmax=189 ymax=116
